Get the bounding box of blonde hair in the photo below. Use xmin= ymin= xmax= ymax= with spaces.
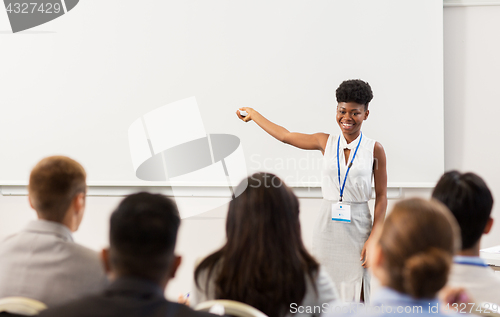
xmin=379 ymin=198 xmax=460 ymax=299
xmin=29 ymin=156 xmax=86 ymax=222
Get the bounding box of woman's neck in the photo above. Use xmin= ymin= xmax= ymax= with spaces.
xmin=343 ymin=131 xmax=361 ymax=144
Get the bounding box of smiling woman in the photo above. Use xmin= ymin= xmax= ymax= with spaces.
xmin=236 ymin=79 xmax=388 ymax=303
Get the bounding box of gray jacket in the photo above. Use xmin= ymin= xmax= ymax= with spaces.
xmin=0 ymin=220 xmax=108 ymax=307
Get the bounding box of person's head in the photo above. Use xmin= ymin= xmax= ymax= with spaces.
xmin=28 ymin=156 xmax=87 ymax=231
xmin=432 ymin=171 xmax=494 ymax=251
xmin=195 ymin=173 xmax=318 ymax=317
xmin=224 ymin=173 xmax=305 ymax=257
xmin=368 ymin=198 xmax=460 ymax=299
xmin=103 ymin=192 xmax=181 ymax=286
xmin=335 ymin=79 xmax=372 ymax=138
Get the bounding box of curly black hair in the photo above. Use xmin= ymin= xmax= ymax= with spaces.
xmin=336 ymin=79 xmax=373 ymax=109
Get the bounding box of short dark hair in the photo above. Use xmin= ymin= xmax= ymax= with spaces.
xmin=432 ymin=171 xmax=494 ymax=250
xmin=29 ymin=156 xmax=86 ymax=222
xmin=336 ymin=79 xmax=373 ymax=108
xmin=109 ymin=192 xmax=180 ymax=282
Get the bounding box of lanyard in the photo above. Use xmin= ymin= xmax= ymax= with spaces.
xmin=337 ymin=132 xmax=362 ymax=202
xmin=454 ymin=260 xmax=489 ymax=267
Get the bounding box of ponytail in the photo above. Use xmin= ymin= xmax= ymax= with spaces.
xmin=403 ymin=247 xmax=452 ymax=299
xmin=379 ymin=198 xmax=460 ymax=299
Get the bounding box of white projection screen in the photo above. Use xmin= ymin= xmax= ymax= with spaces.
xmin=0 ymin=0 xmax=443 ymax=188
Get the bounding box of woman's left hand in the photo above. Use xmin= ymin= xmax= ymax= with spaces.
xmin=361 ymin=238 xmax=370 ymax=268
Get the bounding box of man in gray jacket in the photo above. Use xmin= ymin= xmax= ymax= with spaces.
xmin=38 ymin=192 xmax=213 ymax=317
xmin=0 ymin=156 xmax=108 ymax=307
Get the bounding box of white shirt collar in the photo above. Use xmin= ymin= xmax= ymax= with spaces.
xmin=340 ymin=133 xmax=362 ymax=150
xmin=24 ymin=220 xmax=74 ymax=242
xmin=454 ymin=255 xmax=487 ymax=266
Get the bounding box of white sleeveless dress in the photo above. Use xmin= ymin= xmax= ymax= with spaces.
xmin=313 ymin=132 xmax=376 ymax=302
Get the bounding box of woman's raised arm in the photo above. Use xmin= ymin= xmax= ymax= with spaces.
xmin=237 ymin=107 xmax=328 ymax=154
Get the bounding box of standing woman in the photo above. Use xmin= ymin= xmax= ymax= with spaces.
xmin=323 ymin=198 xmax=461 ymax=317
xmin=237 ymin=79 xmax=387 ymax=301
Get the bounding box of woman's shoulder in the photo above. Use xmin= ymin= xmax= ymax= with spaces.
xmin=373 ymin=141 xmax=386 ymax=160
xmin=360 ymin=134 xmax=384 ymax=147
xmin=360 ymin=133 xmax=376 ymax=144
xmin=360 ymin=134 xmax=386 ymax=155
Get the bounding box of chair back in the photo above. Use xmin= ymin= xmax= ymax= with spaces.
xmin=195 ymin=300 xmax=268 ymax=317
xmin=0 ymin=297 xmax=47 ymax=316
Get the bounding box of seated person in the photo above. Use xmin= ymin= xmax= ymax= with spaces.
xmin=323 ymin=198 xmax=460 ymax=317
xmin=432 ymin=171 xmax=500 ymax=305
xmin=0 ymin=156 xmax=107 ymax=307
xmin=39 ymin=192 xmax=213 ymax=317
xmin=191 ymin=173 xmax=338 ymax=317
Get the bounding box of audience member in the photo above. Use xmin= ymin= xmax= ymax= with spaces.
xmin=0 ymin=156 xmax=107 ymax=307
xmin=191 ymin=173 xmax=338 ymax=317
xmin=38 ymin=192 xmax=213 ymax=317
xmin=432 ymin=171 xmax=500 ymax=305
xmin=323 ymin=198 xmax=460 ymax=317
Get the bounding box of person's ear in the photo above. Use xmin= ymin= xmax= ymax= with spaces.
xmin=169 ymin=255 xmax=182 ymax=279
xmin=28 ymin=195 xmax=34 ymax=209
xmin=484 ymin=218 xmax=494 ymax=234
xmin=28 ymin=195 xmax=43 ymax=219
xmin=73 ymin=192 xmax=86 ymax=222
xmin=101 ymin=248 xmax=116 ymax=281
xmin=74 ymin=192 xmax=86 ymax=212
xmin=101 ymin=248 xmax=111 ymax=273
xmin=364 ymin=108 xmax=369 ymax=120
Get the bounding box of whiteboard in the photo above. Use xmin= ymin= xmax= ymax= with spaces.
xmin=0 ymin=0 xmax=444 ymax=187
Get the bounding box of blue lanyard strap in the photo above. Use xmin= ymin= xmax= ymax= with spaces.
xmin=454 ymin=260 xmax=489 ymax=267
xmin=337 ymin=133 xmax=362 ymax=202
